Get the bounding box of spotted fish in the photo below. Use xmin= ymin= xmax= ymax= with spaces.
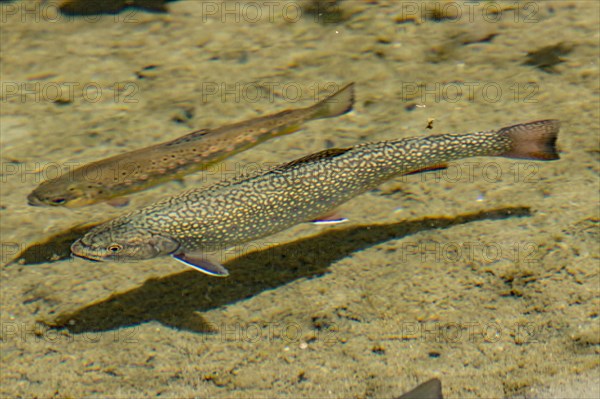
xmin=27 ymin=83 xmax=355 ymax=208
xmin=70 ymin=120 xmax=560 ymax=275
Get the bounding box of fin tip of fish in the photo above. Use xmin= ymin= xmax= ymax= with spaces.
xmin=314 ymin=82 xmax=355 ymax=119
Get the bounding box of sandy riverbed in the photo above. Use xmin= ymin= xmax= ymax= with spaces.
xmin=1 ymin=1 xmax=598 ymax=397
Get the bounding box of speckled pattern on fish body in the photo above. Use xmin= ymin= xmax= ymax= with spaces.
xmin=71 ymin=120 xmax=560 ymax=276
xmin=27 ymin=83 xmax=355 ymax=207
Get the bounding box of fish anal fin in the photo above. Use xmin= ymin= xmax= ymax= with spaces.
xmin=173 ymin=251 xmax=229 ymax=277
xmin=405 ymin=163 xmax=448 ymax=176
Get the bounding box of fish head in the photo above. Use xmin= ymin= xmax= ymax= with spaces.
xmin=28 ymin=180 xmax=99 ymax=208
xmin=71 ymin=222 xmax=180 ymax=262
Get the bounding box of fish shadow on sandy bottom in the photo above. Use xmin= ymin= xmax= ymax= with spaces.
xmin=42 ymin=207 xmax=531 ymax=334
xmin=7 ymin=223 xmax=101 ymax=266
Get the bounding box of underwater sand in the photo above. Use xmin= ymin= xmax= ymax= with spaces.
xmin=1 ymin=1 xmax=598 ymax=397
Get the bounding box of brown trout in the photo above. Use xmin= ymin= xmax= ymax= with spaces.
xmin=27 ymin=83 xmax=355 ymax=208
xmin=71 ymin=120 xmax=560 ymax=276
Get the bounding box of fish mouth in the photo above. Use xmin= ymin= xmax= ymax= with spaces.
xmin=72 ymin=253 xmax=100 ymax=262
xmin=70 ymin=239 xmax=102 ymax=262
xmin=27 ymin=193 xmax=45 ymax=207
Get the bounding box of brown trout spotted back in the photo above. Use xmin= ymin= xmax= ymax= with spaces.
xmin=27 ymin=83 xmax=355 ymax=208
xmin=71 ymin=120 xmax=560 ymax=276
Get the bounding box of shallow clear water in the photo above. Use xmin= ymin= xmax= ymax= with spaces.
xmin=1 ymin=1 xmax=598 ymax=397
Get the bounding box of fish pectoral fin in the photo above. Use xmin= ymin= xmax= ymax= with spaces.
xmin=310 ymin=211 xmax=348 ymax=225
xmin=105 ymin=197 xmax=130 ymax=207
xmin=173 ymin=178 xmax=186 ymax=187
xmin=172 ymin=251 xmax=229 ymax=277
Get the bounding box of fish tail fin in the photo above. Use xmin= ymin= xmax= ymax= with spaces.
xmin=309 ymin=82 xmax=355 ymax=120
xmin=500 ymin=119 xmax=560 ymax=160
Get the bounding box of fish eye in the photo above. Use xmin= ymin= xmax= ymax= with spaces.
xmin=107 ymin=244 xmax=123 ymax=253
xmin=51 ymin=198 xmax=66 ymax=204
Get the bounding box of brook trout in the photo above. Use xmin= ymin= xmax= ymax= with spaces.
xmin=71 ymin=120 xmax=560 ymax=276
xmin=27 ymin=83 xmax=355 ymax=208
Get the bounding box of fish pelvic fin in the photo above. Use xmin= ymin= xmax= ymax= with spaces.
xmin=310 ymin=210 xmax=348 ymax=224
xmin=310 ymin=82 xmax=355 ymax=120
xmin=500 ymin=119 xmax=560 ymax=160
xmin=173 ymin=251 xmax=229 ymax=277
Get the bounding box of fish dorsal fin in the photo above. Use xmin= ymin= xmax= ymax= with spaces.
xmin=397 ymin=378 xmax=443 ymax=399
xmin=165 ymin=128 xmax=211 ymax=147
xmin=172 ymin=250 xmax=229 ymax=276
xmin=276 ymin=147 xmax=351 ymax=171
